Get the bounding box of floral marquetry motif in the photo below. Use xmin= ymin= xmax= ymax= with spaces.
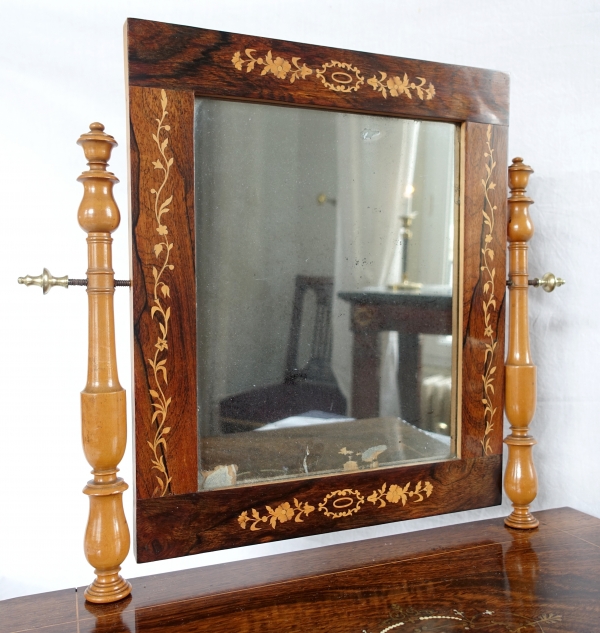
xmin=238 ymin=481 xmax=433 ymax=530
xmin=238 ymin=499 xmax=315 ymax=531
xmin=480 ymin=125 xmax=499 ymax=456
xmin=367 ymin=481 xmax=433 ymax=508
xmin=147 ymin=89 xmax=175 ymax=498
xmin=232 ymin=49 xmax=312 ymax=83
xmin=366 ymin=72 xmax=435 ymax=100
xmin=231 ymin=48 xmax=435 ymax=100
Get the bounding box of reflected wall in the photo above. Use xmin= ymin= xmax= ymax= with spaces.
xmin=195 ymin=99 xmax=458 ymax=489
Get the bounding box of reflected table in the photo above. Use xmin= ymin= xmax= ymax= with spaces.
xmin=200 ymin=416 xmax=452 ymax=487
xmin=338 ymin=286 xmax=453 ymax=422
xmin=3 ymin=508 xmax=600 ymax=632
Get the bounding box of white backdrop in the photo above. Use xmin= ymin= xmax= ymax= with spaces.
xmin=2 ymin=0 xmax=599 ymax=601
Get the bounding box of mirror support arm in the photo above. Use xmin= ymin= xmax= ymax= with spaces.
xmin=503 ymin=157 xmax=539 ymax=529
xmin=77 ymin=123 xmax=132 ymax=601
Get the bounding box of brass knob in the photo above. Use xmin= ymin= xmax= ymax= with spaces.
xmin=18 ymin=269 xmax=131 ymax=293
xmin=18 ymin=268 xmax=68 ymax=294
xmin=529 ymin=272 xmax=566 ymax=293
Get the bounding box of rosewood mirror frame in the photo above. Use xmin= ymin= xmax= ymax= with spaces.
xmin=126 ymin=18 xmax=508 ymax=563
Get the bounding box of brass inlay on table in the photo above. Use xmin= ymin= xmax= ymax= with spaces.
xmin=372 ymin=605 xmax=562 ymax=633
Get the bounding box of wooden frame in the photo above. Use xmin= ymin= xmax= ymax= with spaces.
xmin=127 ymin=18 xmax=508 ymax=563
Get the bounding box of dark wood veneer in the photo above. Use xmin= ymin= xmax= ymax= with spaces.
xmin=127 ymin=19 xmax=509 ymax=125
xmin=136 ymin=455 xmax=501 ymax=562
xmin=0 ymin=588 xmax=77 ymax=633
xmin=3 ymin=509 xmax=600 ymax=632
xmin=461 ymin=122 xmax=507 ymax=458
xmin=127 ymin=18 xmax=509 ymax=561
xmin=130 ymin=86 xmax=198 ymax=500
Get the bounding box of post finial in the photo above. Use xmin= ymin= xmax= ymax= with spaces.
xmin=77 ymin=122 xmax=120 ymax=234
xmin=507 ymin=157 xmax=534 ymax=244
xmin=508 ymin=157 xmax=534 ymax=196
xmin=77 ymin=122 xmax=118 ymax=171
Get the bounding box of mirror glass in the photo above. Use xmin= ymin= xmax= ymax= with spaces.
xmin=195 ymin=99 xmax=458 ymax=490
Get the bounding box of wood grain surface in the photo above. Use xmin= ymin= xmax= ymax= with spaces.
xmin=136 ymin=455 xmax=501 ymax=562
xmin=129 ymin=86 xmax=198 ymax=499
xmin=461 ymin=123 xmax=508 ymax=458
xmin=126 ymin=18 xmax=510 ymax=559
xmin=1 ymin=588 xmax=77 ymax=633
xmin=3 ymin=509 xmax=600 ymax=633
xmin=126 ymin=19 xmax=509 ymax=125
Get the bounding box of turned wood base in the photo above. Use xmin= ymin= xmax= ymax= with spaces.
xmin=505 ymin=505 xmax=540 ymax=530
xmin=84 ymin=567 xmax=132 ymax=603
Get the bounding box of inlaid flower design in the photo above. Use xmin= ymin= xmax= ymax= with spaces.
xmin=237 ymin=481 xmax=433 ymax=530
xmin=232 ymin=49 xmax=312 ymax=83
xmin=238 ymin=499 xmax=315 ymax=530
xmin=480 ymin=125 xmax=499 ymax=456
xmin=147 ymin=89 xmax=175 ymax=497
xmin=367 ymin=72 xmax=435 ymax=100
xmin=367 ymin=481 xmax=433 ymax=508
xmin=231 ymin=48 xmax=435 ymax=100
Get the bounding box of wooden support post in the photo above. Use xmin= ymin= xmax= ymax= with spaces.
xmin=77 ymin=123 xmax=132 ymax=601
xmin=504 ymin=157 xmax=539 ymax=529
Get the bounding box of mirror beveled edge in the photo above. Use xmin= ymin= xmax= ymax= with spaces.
xmin=126 ymin=17 xmax=508 ymax=562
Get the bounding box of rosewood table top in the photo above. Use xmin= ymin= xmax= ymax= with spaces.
xmin=3 ymin=507 xmax=600 ymax=632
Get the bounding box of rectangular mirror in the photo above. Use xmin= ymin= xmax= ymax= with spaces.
xmin=127 ymin=18 xmax=508 ymax=562
xmin=195 ymin=100 xmax=458 ymax=489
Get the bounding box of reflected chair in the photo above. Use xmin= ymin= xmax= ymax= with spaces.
xmin=219 ymin=275 xmax=347 ymax=433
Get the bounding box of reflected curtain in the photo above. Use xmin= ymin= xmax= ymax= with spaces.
xmin=332 ymin=115 xmax=420 ymax=417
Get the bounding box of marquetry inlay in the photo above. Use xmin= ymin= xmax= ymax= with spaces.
xmin=232 ymin=48 xmax=435 ymax=100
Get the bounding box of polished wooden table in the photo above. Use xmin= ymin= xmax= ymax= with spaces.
xmin=3 ymin=508 xmax=600 ymax=632
xmin=338 ymin=286 xmax=452 ymax=421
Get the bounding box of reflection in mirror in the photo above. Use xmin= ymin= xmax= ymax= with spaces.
xmin=195 ymin=99 xmax=458 ymax=489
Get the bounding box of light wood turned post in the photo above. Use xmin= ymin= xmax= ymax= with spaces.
xmin=504 ymin=157 xmax=539 ymax=530
xmin=77 ymin=123 xmax=132 ymax=602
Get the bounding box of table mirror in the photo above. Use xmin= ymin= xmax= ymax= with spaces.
xmin=127 ymin=18 xmax=508 ymax=562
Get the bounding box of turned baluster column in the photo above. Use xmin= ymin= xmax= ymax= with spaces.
xmin=77 ymin=123 xmax=132 ymax=601
xmin=504 ymin=157 xmax=539 ymax=529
